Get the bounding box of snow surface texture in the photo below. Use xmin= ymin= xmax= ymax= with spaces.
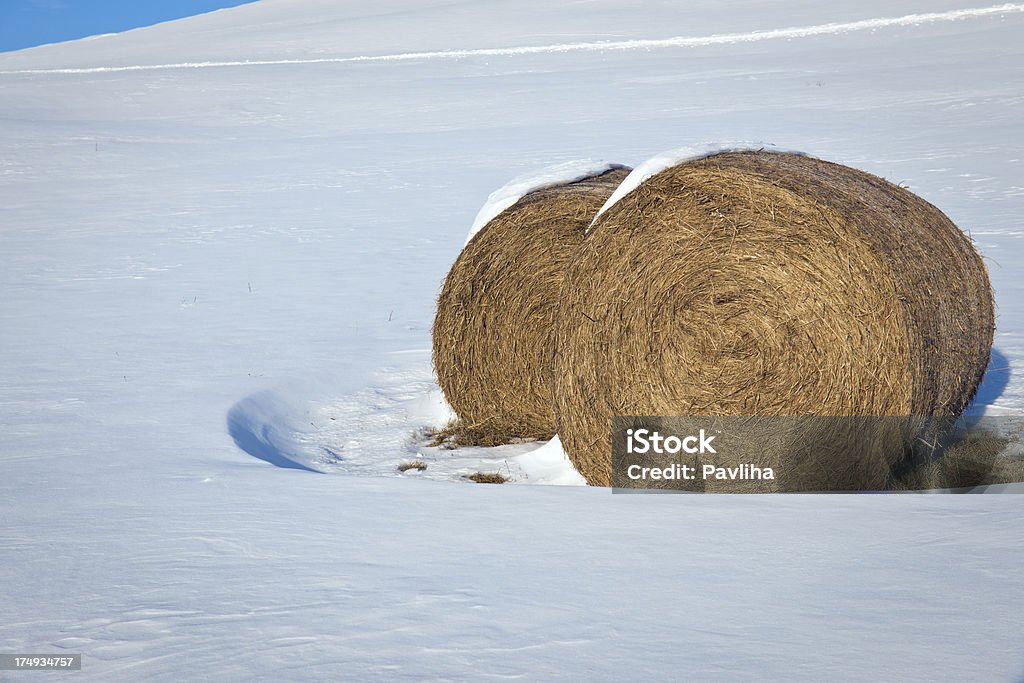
xmin=466 ymin=160 xmax=627 ymax=244
xmin=3 ymin=0 xmax=1024 ymax=680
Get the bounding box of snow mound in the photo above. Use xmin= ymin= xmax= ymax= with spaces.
xmin=510 ymin=434 xmax=586 ymax=485
xmin=591 ymin=142 xmax=809 ymax=226
xmin=467 ymin=160 xmax=630 ymax=245
xmin=226 ymin=362 xmax=586 ymax=486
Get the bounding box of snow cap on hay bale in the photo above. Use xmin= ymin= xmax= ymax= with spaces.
xmin=553 ymin=150 xmax=995 ymax=490
xmin=433 ymin=164 xmax=632 ymax=442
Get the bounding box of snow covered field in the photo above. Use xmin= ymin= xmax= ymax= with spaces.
xmin=2 ymin=0 xmax=1024 ymax=679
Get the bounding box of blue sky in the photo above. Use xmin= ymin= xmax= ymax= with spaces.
xmin=0 ymin=0 xmax=259 ymax=53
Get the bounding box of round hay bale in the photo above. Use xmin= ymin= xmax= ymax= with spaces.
xmin=554 ymin=150 xmax=995 ymax=489
xmin=433 ymin=166 xmax=632 ymax=443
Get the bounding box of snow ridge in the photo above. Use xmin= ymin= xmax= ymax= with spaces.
xmin=4 ymin=3 xmax=1023 ymax=74
xmin=466 ymin=161 xmax=627 ymax=245
xmin=591 ymin=143 xmax=809 ymax=225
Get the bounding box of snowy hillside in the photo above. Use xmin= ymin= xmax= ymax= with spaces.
xmin=2 ymin=0 xmax=1024 ymax=680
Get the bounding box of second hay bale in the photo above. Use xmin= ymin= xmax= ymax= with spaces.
xmin=433 ymin=166 xmax=631 ymax=443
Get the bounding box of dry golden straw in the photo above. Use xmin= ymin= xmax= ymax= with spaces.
xmin=553 ymin=151 xmax=995 ymax=489
xmin=433 ymin=167 xmax=631 ymax=443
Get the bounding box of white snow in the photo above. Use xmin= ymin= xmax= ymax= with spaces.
xmin=512 ymin=435 xmax=587 ymax=486
xmin=5 ymin=3 xmax=1024 ymax=75
xmin=3 ymin=0 xmax=1024 ymax=680
xmin=227 ymin=370 xmax=583 ymax=484
xmin=466 ymin=160 xmax=628 ymax=244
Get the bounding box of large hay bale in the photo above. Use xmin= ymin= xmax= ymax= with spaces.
xmin=554 ymin=150 xmax=995 ymax=489
xmin=434 ymin=166 xmax=631 ymax=443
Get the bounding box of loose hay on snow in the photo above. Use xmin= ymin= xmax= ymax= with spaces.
xmin=554 ymin=150 xmax=995 ymax=490
xmin=433 ymin=166 xmax=631 ymax=444
xmin=426 ymin=418 xmax=528 ymax=449
xmin=466 ymin=471 xmax=508 ymax=484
